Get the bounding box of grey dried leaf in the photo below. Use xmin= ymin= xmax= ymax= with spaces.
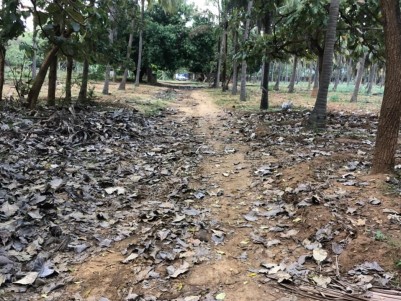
xmin=331 ymin=242 xmax=344 ymax=255
xmin=243 ymin=212 xmax=258 ymax=222
xmin=1 ymin=202 xmax=18 ymax=218
xmin=49 ymin=178 xmax=63 ymax=190
xmin=167 ymin=261 xmax=190 ymax=278
xmin=14 ymin=272 xmax=38 ymax=285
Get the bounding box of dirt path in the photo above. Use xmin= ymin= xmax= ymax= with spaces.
xmin=167 ymin=90 xmax=304 ymax=301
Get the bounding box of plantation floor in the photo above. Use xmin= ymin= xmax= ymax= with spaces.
xmin=1 ymin=85 xmax=400 ymax=301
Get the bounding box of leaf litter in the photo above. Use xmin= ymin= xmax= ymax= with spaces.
xmin=1 ymin=93 xmax=401 ymax=300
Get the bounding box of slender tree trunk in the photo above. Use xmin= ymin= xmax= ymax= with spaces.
xmin=47 ymin=54 xmax=57 ymax=106
xmin=221 ymin=20 xmax=228 ymax=91
xmin=307 ymin=63 xmax=313 ymax=91
xmin=372 ymin=0 xmax=401 ymax=173
xmin=103 ymin=7 xmax=115 ymax=95
xmin=231 ymin=30 xmax=239 ymax=95
xmin=28 ymin=46 xmax=59 ymax=109
xmin=288 ymin=55 xmax=298 ymax=93
xmin=346 ymin=58 xmax=353 ymax=85
xmin=135 ymin=0 xmax=145 ymax=87
xmin=32 ymin=19 xmax=38 ymax=79
xmin=240 ymin=0 xmax=253 ymax=101
xmin=274 ymin=63 xmax=282 ymax=91
xmin=102 ymin=65 xmax=111 ymax=95
xmin=65 ymin=56 xmax=73 ymax=102
xmin=118 ymin=18 xmax=135 ymax=91
xmin=366 ymin=63 xmax=377 ymax=94
xmin=333 ymin=68 xmax=340 ymax=91
xmin=260 ymin=11 xmax=271 ymax=110
xmin=311 ymin=61 xmax=319 ymax=97
xmin=350 ymin=54 xmax=366 ymax=102
xmin=78 ymin=58 xmax=89 ymax=103
xmin=0 ymin=46 xmax=5 ymax=102
xmin=308 ymin=0 xmax=340 ymax=128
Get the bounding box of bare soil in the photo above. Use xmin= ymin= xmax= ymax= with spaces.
xmin=59 ymin=86 xmax=400 ymax=300
xmin=2 ymin=83 xmax=400 ymax=301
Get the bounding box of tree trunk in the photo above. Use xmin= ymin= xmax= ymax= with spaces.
xmin=260 ymin=10 xmax=271 ymax=110
xmin=332 ymin=68 xmax=340 ymax=91
xmin=32 ymin=19 xmax=38 ymax=79
xmin=308 ymin=0 xmax=340 ymax=128
xmin=346 ymin=58 xmax=353 ymax=85
xmin=78 ymin=58 xmax=89 ymax=103
xmin=103 ymin=7 xmax=115 ymax=95
xmin=65 ymin=56 xmax=73 ymax=102
xmin=0 ymin=46 xmax=5 ymax=102
xmin=231 ymin=30 xmax=239 ymax=95
xmin=372 ymin=0 xmax=401 ymax=173
xmin=118 ymin=19 xmax=135 ymax=91
xmin=221 ymin=20 xmax=228 ymax=92
xmin=311 ymin=61 xmax=319 ymax=97
xmin=28 ymin=46 xmax=59 ymax=109
xmin=365 ymin=63 xmax=377 ymax=94
xmin=240 ymin=0 xmax=253 ymax=102
xmin=135 ymin=0 xmax=145 ymax=87
xmin=47 ymin=54 xmax=57 ymax=106
xmin=260 ymin=61 xmax=270 ymax=110
xmin=350 ymin=54 xmax=366 ymax=102
xmin=307 ymin=63 xmax=313 ymax=90
xmin=288 ymin=55 xmax=298 ymax=93
xmin=274 ymin=63 xmax=282 ymax=91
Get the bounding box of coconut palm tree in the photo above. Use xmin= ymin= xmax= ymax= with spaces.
xmin=307 ymin=0 xmax=340 ymax=128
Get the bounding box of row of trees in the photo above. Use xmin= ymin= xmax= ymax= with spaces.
xmin=207 ymin=0 xmax=399 ymax=173
xmin=0 ymin=0 xmax=400 ymax=173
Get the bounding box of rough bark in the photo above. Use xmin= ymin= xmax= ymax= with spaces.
xmin=372 ymin=0 xmax=401 ymax=173
xmin=308 ymin=0 xmax=340 ymax=128
xmin=288 ymin=56 xmax=298 ymax=93
xmin=78 ymin=58 xmax=89 ymax=103
xmin=65 ymin=56 xmax=73 ymax=102
xmin=333 ymin=68 xmax=340 ymax=91
xmin=350 ymin=54 xmax=366 ymax=102
xmin=0 ymin=46 xmax=5 ymax=102
xmin=240 ymin=0 xmax=253 ymax=101
xmin=47 ymin=54 xmax=57 ymax=106
xmin=135 ymin=0 xmax=145 ymax=87
xmin=102 ymin=65 xmax=111 ymax=95
xmin=28 ymin=46 xmax=59 ymax=109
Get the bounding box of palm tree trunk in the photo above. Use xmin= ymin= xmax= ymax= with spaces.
xmin=135 ymin=0 xmax=145 ymax=87
xmin=288 ymin=55 xmax=298 ymax=93
xmin=308 ymin=0 xmax=340 ymax=128
xmin=240 ymin=0 xmax=253 ymax=102
xmin=65 ymin=56 xmax=73 ymax=102
xmin=311 ymin=61 xmax=319 ymax=97
xmin=0 ymin=46 xmax=5 ymax=102
xmin=274 ymin=63 xmax=282 ymax=91
xmin=365 ymin=63 xmax=377 ymax=94
xmin=350 ymin=54 xmax=366 ymax=102
xmin=231 ymin=30 xmax=239 ymax=95
xmin=119 ymin=19 xmax=135 ymax=90
xmin=372 ymin=0 xmax=401 ymax=173
xmin=221 ymin=20 xmax=228 ymax=92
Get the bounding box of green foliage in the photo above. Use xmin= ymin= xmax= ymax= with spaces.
xmin=375 ymin=230 xmax=387 ymax=241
